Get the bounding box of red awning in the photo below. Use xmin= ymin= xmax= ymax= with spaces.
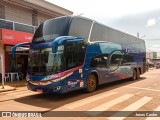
xmin=1 ymin=28 xmax=34 ymax=45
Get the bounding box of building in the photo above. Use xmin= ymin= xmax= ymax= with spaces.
xmin=146 ymin=49 xmax=158 ymax=67
xmin=0 ymin=0 xmax=73 ymax=81
xmin=146 ymin=50 xmax=157 ymax=60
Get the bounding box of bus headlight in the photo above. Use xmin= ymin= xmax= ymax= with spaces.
xmin=28 ymin=80 xmax=52 ymax=86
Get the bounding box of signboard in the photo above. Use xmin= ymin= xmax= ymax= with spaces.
xmin=1 ymin=28 xmax=34 ymax=45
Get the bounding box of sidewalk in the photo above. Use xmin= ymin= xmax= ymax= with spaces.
xmin=0 ymin=80 xmax=26 ymax=92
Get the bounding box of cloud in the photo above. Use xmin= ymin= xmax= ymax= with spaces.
xmin=146 ymin=18 xmax=157 ymax=27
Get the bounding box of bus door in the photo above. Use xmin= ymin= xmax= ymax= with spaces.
xmin=99 ymin=54 xmax=111 ymax=84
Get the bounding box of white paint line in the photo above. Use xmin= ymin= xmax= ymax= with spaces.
xmin=145 ymin=105 xmax=160 ymax=120
xmin=64 ymin=92 xmax=117 ymax=109
xmin=135 ymin=91 xmax=142 ymax=94
xmin=146 ymin=87 xmax=151 ymax=89
xmin=127 ymin=86 xmax=160 ymax=92
xmin=87 ymin=94 xmax=133 ymax=115
xmin=108 ymin=96 xmax=152 ymax=120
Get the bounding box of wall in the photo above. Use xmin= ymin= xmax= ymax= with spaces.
xmin=5 ymin=3 xmax=32 ymax=25
xmin=37 ymin=12 xmax=53 ymax=25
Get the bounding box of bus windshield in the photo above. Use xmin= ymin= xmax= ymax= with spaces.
xmin=28 ymin=45 xmax=64 ymax=75
xmin=32 ymin=17 xmax=71 ymax=43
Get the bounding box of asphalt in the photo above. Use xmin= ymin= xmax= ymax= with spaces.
xmin=0 ymin=80 xmax=26 ymax=92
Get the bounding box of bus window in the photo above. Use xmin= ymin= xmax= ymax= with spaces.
xmin=90 ymin=54 xmax=109 ymax=68
xmin=90 ymin=56 xmax=102 ymax=67
xmin=32 ymin=17 xmax=71 ymax=43
xmin=69 ymin=17 xmax=93 ymax=40
xmin=66 ymin=41 xmax=86 ymax=70
xmin=109 ymin=51 xmax=123 ymax=66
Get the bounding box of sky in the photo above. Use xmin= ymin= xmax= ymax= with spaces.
xmin=46 ymin=0 xmax=160 ymax=53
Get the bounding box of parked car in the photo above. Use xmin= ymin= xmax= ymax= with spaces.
xmin=149 ymin=62 xmax=154 ymax=68
xmin=156 ymin=63 xmax=160 ymax=69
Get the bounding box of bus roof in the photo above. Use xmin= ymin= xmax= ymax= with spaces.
xmin=32 ymin=16 xmax=145 ymax=46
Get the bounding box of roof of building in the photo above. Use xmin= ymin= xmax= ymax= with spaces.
xmin=3 ymin=0 xmax=73 ymax=16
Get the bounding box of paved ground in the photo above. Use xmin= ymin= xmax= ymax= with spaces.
xmin=0 ymin=68 xmax=160 ymax=120
xmin=0 ymin=80 xmax=26 ymax=92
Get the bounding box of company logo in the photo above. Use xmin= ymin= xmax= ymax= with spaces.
xmin=33 ymin=34 xmax=59 ymax=43
xmin=2 ymin=112 xmax=11 ymax=117
xmin=4 ymin=35 xmax=14 ymax=40
xmin=25 ymin=36 xmax=33 ymax=40
xmin=125 ymin=44 xmax=145 ymax=54
xmin=68 ymin=80 xmax=80 ymax=87
xmin=108 ymin=50 xmax=123 ymax=73
xmin=3 ymin=32 xmax=14 ymax=40
xmin=68 ymin=80 xmax=84 ymax=88
xmin=68 ymin=81 xmax=78 ymax=86
xmin=3 ymin=32 xmax=14 ymax=44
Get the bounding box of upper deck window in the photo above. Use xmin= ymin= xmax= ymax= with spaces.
xmin=32 ymin=17 xmax=71 ymax=43
xmin=69 ymin=17 xmax=93 ymax=41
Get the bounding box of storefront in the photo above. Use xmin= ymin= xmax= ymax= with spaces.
xmin=0 ymin=28 xmax=33 ymax=80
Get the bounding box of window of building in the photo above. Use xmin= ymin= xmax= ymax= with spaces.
xmin=0 ymin=19 xmax=13 ymax=30
xmin=14 ymin=23 xmax=34 ymax=33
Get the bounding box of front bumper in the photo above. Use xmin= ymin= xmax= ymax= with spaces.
xmin=27 ymin=81 xmax=65 ymax=94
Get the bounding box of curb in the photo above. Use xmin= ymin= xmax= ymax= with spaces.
xmin=0 ymin=87 xmax=16 ymax=93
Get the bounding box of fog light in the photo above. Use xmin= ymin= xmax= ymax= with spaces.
xmin=53 ymin=86 xmax=61 ymax=91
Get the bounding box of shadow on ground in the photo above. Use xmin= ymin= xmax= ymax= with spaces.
xmin=14 ymin=77 xmax=146 ymax=110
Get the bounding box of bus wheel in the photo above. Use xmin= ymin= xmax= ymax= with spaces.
xmin=86 ymin=74 xmax=97 ymax=93
xmin=132 ymin=69 xmax=137 ymax=80
xmin=136 ymin=69 xmax=140 ymax=79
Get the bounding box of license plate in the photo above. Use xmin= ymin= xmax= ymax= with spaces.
xmin=37 ymin=89 xmax=43 ymax=93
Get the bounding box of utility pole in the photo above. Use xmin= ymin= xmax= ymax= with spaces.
xmin=0 ymin=54 xmax=4 ymax=89
xmin=137 ymin=32 xmax=139 ymax=38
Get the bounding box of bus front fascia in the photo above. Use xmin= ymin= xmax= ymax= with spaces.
xmin=12 ymin=36 xmax=84 ymax=56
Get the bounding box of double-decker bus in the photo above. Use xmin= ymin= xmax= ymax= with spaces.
xmin=12 ymin=16 xmax=146 ymax=93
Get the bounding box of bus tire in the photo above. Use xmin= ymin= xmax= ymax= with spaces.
xmin=86 ymin=74 xmax=97 ymax=93
xmin=132 ymin=69 xmax=137 ymax=80
xmin=136 ymin=69 xmax=140 ymax=79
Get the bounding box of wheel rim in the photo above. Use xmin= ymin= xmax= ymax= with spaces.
xmin=88 ymin=79 xmax=96 ymax=89
xmin=87 ymin=75 xmax=96 ymax=92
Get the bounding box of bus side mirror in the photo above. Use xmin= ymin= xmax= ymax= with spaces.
xmin=52 ymin=45 xmax=58 ymax=53
xmin=12 ymin=42 xmax=31 ymax=57
xmin=52 ymin=42 xmax=58 ymax=53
